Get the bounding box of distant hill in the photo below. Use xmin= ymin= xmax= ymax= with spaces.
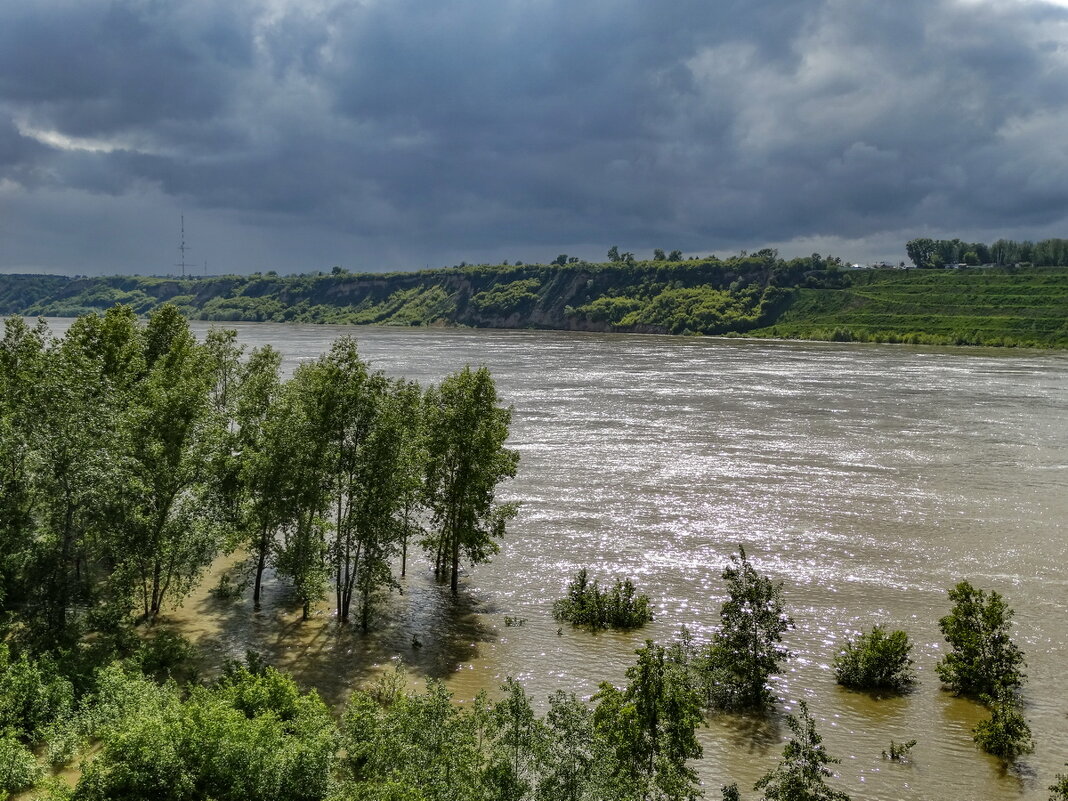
xmin=2 ymin=259 xmax=1066 ymax=348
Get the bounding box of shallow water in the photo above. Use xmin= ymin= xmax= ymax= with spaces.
xmin=43 ymin=320 xmax=1068 ymax=800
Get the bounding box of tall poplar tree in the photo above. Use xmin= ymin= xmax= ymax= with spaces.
xmin=112 ymin=305 xmax=223 ymax=621
xmin=422 ymin=366 xmax=518 ymax=595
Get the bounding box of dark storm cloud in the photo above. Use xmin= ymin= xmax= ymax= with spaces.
xmin=2 ymin=0 xmax=1068 ymax=273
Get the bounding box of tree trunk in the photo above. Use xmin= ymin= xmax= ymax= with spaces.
xmin=450 ymin=535 xmax=460 ymax=595
xmin=253 ymin=534 xmax=267 ymax=611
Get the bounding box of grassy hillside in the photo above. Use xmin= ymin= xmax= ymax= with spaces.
xmin=1 ymin=261 xmax=1066 ymax=348
xmin=749 ymin=268 xmax=1068 ymax=347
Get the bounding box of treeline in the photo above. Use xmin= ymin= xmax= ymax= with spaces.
xmin=4 ymin=254 xmax=1067 ymax=348
xmin=0 ymin=253 xmax=847 ymax=337
xmin=906 ymin=237 xmax=1068 ymax=268
xmin=0 ymin=307 xmax=518 ymax=651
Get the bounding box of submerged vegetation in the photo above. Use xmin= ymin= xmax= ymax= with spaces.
xmin=2 ymin=254 xmax=1066 ymax=348
xmin=833 ymin=626 xmax=915 ymax=692
xmin=552 ymin=569 xmax=653 ymax=630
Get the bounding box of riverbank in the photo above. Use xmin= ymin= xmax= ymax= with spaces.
xmin=3 ymin=261 xmax=1066 ymax=348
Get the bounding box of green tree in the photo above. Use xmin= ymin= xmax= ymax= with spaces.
xmin=607 ymin=246 xmax=621 ymax=263
xmin=112 ymin=305 xmax=223 ymax=621
xmin=0 ymin=318 xmax=49 ymax=612
xmin=833 ymin=626 xmax=914 ymax=692
xmin=754 ymin=701 xmax=850 ymax=801
xmin=486 ymin=678 xmax=544 ymax=801
xmin=231 ymin=345 xmax=286 ymax=610
xmin=667 ymin=250 xmax=683 ymax=262
xmin=972 ymin=688 xmax=1033 ymax=760
xmin=905 ymin=238 xmax=936 ymax=269
xmin=271 ymin=362 xmax=334 ymax=620
xmin=340 ymin=680 xmax=487 ymax=801
xmin=697 ymin=546 xmax=794 ymax=711
xmin=593 ymin=640 xmax=702 ymax=801
xmin=653 ymin=249 xmax=666 ymax=261
xmin=936 ymin=581 xmax=1025 ymax=698
xmin=422 ymin=366 xmax=519 ymax=595
xmin=538 ymin=690 xmax=607 ymax=801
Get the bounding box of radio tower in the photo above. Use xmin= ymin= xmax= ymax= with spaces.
xmin=176 ymin=214 xmax=192 ymax=277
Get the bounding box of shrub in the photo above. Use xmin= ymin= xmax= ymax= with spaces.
xmin=552 ymin=569 xmax=652 ymax=630
xmin=881 ymin=739 xmax=916 ymax=761
xmin=833 ymin=626 xmax=915 ymax=692
xmin=972 ymin=690 xmax=1033 ymax=760
xmin=937 ymin=581 xmax=1025 ymax=698
xmin=1050 ymin=766 xmax=1068 ymax=800
xmin=0 ymin=645 xmax=74 ymax=742
xmin=0 ymin=735 xmax=41 ymax=795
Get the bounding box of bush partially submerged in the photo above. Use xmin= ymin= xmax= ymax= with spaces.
xmin=833 ymin=626 xmax=915 ymax=692
xmin=552 ymin=569 xmax=652 ymax=630
xmin=972 ymin=690 xmax=1033 ymax=760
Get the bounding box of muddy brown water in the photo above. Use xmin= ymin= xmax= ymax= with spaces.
xmin=40 ymin=320 xmax=1068 ymax=800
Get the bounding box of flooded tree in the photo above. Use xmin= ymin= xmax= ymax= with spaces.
xmin=833 ymin=625 xmax=915 ymax=692
xmin=696 ymin=546 xmax=794 ymax=711
xmin=422 ymin=366 xmax=519 ymax=595
xmin=592 ymin=640 xmax=703 ymax=801
xmin=754 ymin=701 xmax=850 ymax=801
xmin=937 ymin=580 xmax=1026 ymax=698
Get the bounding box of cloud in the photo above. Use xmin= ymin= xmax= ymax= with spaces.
xmin=2 ymin=0 xmax=1068 ymax=273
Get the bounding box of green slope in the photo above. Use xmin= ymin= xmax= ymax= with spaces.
xmin=1 ymin=262 xmax=1066 ymax=348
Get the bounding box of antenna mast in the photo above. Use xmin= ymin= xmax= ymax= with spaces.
xmin=176 ymin=214 xmax=192 ymax=277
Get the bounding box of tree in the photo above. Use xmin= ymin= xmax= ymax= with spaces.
xmin=607 ymin=246 xmax=621 ymax=263
xmin=696 ymin=546 xmax=794 ymax=710
xmin=653 ymin=249 xmax=666 ymax=261
xmin=972 ymin=688 xmax=1033 ymax=760
xmin=667 ymin=250 xmax=683 ymax=262
xmin=552 ymin=254 xmax=569 ymax=266
xmin=486 ymin=678 xmax=544 ymax=801
xmin=936 ymin=581 xmax=1025 ymax=698
xmin=754 ymin=701 xmax=850 ymax=801
xmin=538 ymin=690 xmax=606 ymax=801
xmin=905 ymin=238 xmax=936 ymax=269
xmin=422 ymin=366 xmax=518 ymax=595
xmin=111 ymin=305 xmax=224 ymax=622
xmin=833 ymin=626 xmax=914 ymax=692
xmin=593 ymin=640 xmax=702 ymax=801
xmin=231 ymin=345 xmax=285 ymax=610
xmin=271 ymin=361 xmax=334 ymax=621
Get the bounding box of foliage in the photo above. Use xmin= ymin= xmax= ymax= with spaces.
xmin=754 ymin=701 xmax=850 ymax=801
xmin=592 ymin=639 xmax=703 ymax=801
xmin=936 ymin=581 xmax=1025 ymax=698
xmin=68 ymin=663 xmax=335 ymax=801
xmin=0 ymin=734 xmax=41 ymax=796
xmin=553 ymin=569 xmax=653 ymax=630
xmin=881 ymin=739 xmax=916 ymax=761
xmin=1051 ymin=767 xmax=1068 ymax=801
xmin=972 ymin=690 xmax=1033 ymax=760
xmin=470 ymin=279 xmax=542 ymax=317
xmin=422 ymin=365 xmax=519 ymax=594
xmin=833 ymin=626 xmax=914 ymax=692
xmin=0 ymin=644 xmax=74 ymax=742
xmin=696 ymin=546 xmax=794 ymax=711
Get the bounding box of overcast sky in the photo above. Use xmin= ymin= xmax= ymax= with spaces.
xmin=2 ymin=0 xmax=1068 ymax=275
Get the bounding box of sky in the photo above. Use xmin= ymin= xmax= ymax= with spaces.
xmin=2 ymin=0 xmax=1068 ymax=275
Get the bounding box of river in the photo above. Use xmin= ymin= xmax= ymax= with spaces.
xmin=44 ymin=320 xmax=1068 ymax=800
